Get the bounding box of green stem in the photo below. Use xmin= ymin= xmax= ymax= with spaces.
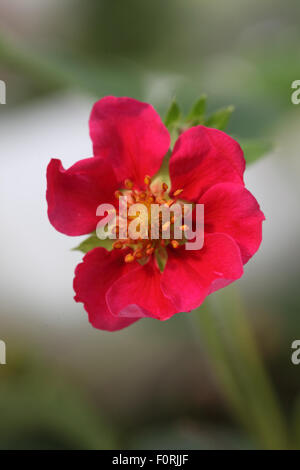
xmin=195 ymin=286 xmax=288 ymax=449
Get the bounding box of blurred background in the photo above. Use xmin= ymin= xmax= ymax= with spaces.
xmin=0 ymin=0 xmax=300 ymax=450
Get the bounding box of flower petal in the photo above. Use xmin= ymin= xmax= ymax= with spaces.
xmin=201 ymin=183 xmax=265 ymax=263
xmin=106 ymin=257 xmax=177 ymax=321
xmin=161 ymin=233 xmax=243 ymax=312
xmin=47 ymin=157 xmax=118 ymax=236
xmin=74 ymin=247 xmax=140 ymax=331
xmin=89 ymin=96 xmax=170 ymax=187
xmin=169 ymin=126 xmax=245 ymax=202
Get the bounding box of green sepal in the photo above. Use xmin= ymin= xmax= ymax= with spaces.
xmin=186 ymin=94 xmax=207 ymax=125
xmin=72 ymin=232 xmax=114 ymax=254
xmin=164 ymin=100 xmax=181 ymax=129
xmin=155 ymin=247 xmax=168 ymax=273
xmin=152 ymin=149 xmax=172 ymax=189
xmin=205 ymin=105 xmax=234 ymax=130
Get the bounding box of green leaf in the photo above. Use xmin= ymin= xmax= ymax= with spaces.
xmin=205 ymin=105 xmax=234 ymax=130
xmin=152 ymin=149 xmax=171 ymax=189
xmin=73 ymin=233 xmax=114 ymax=254
xmin=186 ymin=94 xmax=206 ymax=124
xmin=164 ymin=100 xmax=181 ymax=129
xmin=238 ymin=138 xmax=272 ymax=165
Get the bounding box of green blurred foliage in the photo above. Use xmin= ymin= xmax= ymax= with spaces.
xmin=130 ymin=423 xmax=253 ymax=450
xmin=69 ymin=0 xmax=174 ymax=62
xmin=1 ymin=0 xmax=300 ymax=138
xmin=0 ymin=350 xmax=115 ymax=449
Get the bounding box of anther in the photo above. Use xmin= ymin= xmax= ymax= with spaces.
xmin=113 ymin=241 xmax=123 ymax=249
xmin=162 ymin=182 xmax=168 ymax=192
xmin=146 ymin=247 xmax=154 ymax=256
xmin=144 ymin=175 xmax=151 ymax=186
xmin=114 ymin=190 xmax=122 ymax=199
xmin=165 ymin=199 xmax=174 ymax=207
xmin=173 ymin=189 xmax=183 ymax=197
xmin=134 ymin=250 xmax=143 ymax=259
xmin=125 ymin=179 xmax=134 ymax=189
xmin=124 ymin=253 xmax=135 ymax=263
xmin=171 ymin=240 xmax=180 ymax=249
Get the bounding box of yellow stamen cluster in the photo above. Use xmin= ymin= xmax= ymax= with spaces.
xmin=113 ymin=176 xmax=186 ymax=263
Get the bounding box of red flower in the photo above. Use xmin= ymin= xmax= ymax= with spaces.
xmin=47 ymin=96 xmax=265 ymax=331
